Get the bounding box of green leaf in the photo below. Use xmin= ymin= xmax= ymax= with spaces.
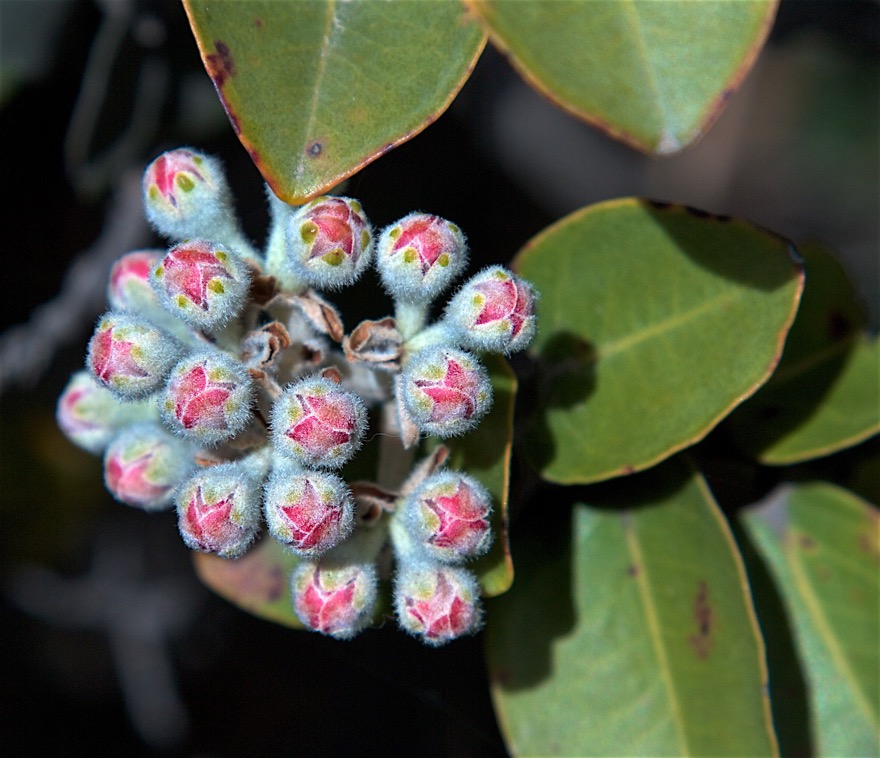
xmin=515 ymin=199 xmax=803 ymax=485
xmin=444 ymin=353 xmax=516 ymax=597
xmin=728 ymin=243 xmax=880 ymax=464
xmin=194 ymin=538 xmax=305 ymax=628
xmin=468 ymin=0 xmax=777 ymax=153
xmin=486 ymin=459 xmax=776 ymax=756
xmin=742 ymin=484 xmax=880 ymax=756
xmin=183 ymin=0 xmax=486 ymax=203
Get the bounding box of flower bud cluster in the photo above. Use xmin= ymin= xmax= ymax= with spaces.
xmin=57 ymin=147 xmax=537 ymax=646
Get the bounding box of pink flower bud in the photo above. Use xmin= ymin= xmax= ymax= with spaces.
xmin=395 ymin=564 xmax=482 ymax=646
xmin=445 ymin=266 xmax=537 ymax=354
xmin=103 ymin=423 xmax=193 ymax=510
xmin=291 ymin=561 xmax=378 ymax=639
xmin=151 ymin=240 xmax=250 ymax=330
xmin=376 ymin=213 xmax=467 ymax=300
xmin=286 ymin=196 xmax=373 ymax=289
xmin=143 ymin=149 xmax=233 ymax=241
xmin=263 ymin=466 xmax=354 ymax=557
xmin=160 ymin=351 xmax=254 ymax=445
xmin=87 ymin=311 xmax=182 ymax=398
xmin=400 ymin=347 xmax=492 ymax=437
xmin=176 ymin=462 xmax=262 ymax=558
xmin=406 ymin=471 xmax=493 ymax=563
xmin=271 ymin=376 xmax=367 ymax=469
xmin=57 ymin=371 xmax=156 ymax=454
xmin=107 ymin=250 xmax=163 ymax=312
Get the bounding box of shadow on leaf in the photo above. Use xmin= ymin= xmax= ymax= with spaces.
xmin=525 ymin=331 xmax=598 ymax=474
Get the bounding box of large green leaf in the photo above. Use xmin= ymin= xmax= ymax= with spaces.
xmin=468 ymin=0 xmax=777 ymax=153
xmin=742 ymin=484 xmax=880 ymax=756
xmin=486 ymin=460 xmax=776 ymax=756
xmin=184 ymin=0 xmax=486 ymax=203
xmin=515 ymin=199 xmax=803 ymax=485
xmin=444 ymin=353 xmax=516 ymax=597
xmin=728 ymin=243 xmax=880 ymax=464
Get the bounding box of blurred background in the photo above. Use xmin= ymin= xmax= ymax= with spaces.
xmin=1 ymin=1 xmax=877 ymax=754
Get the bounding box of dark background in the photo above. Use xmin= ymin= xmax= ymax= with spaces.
xmin=1 ymin=1 xmax=877 ymax=755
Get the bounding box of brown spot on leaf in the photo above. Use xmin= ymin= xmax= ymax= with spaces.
xmin=688 ymin=580 xmax=714 ymax=660
xmin=266 ymin=567 xmax=285 ymax=601
xmin=254 ymin=17 xmax=264 ymax=28
xmin=626 ymin=564 xmax=640 ymax=577
xmin=799 ymin=535 xmax=816 ymax=550
xmin=308 ymin=141 xmax=323 ymax=158
xmin=206 ymin=40 xmax=236 ymax=88
xmin=622 ymin=465 xmax=636 ymax=475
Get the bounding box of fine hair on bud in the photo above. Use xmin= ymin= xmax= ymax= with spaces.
xmin=143 ymin=148 xmax=233 ymax=241
xmin=291 ymin=561 xmax=378 ymax=639
xmin=160 ymin=350 xmax=254 ymax=445
xmin=400 ymin=346 xmax=492 ymax=438
xmin=270 ymin=375 xmax=367 ymax=469
xmin=285 ymin=196 xmax=373 ymax=289
xmin=444 ymin=265 xmax=538 ymax=354
xmin=57 ymin=371 xmax=158 ymax=454
xmin=103 ymin=422 xmax=194 ymax=511
xmin=176 ymin=462 xmax=263 ymax=559
xmin=87 ymin=311 xmax=183 ymax=399
xmin=376 ymin=212 xmax=468 ymax=301
xmin=394 ymin=563 xmax=483 ymax=646
xmin=405 ymin=470 xmax=493 ymax=563
xmin=263 ymin=464 xmax=355 ymax=558
xmin=151 ymin=239 xmax=251 ymax=331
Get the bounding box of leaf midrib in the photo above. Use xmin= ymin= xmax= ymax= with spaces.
xmin=786 ymin=532 xmax=879 ymax=735
xmin=624 ymin=519 xmax=690 ymax=755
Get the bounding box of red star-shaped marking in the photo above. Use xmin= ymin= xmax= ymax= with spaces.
xmin=286 ymin=394 xmax=352 ymax=455
xmin=299 ymin=572 xmax=358 ymax=633
xmin=148 ymin=151 xmax=204 ymax=208
xmin=392 ymin=216 xmax=447 ymax=274
xmin=90 ymin=326 xmax=149 ymax=382
xmin=423 ymin=482 xmax=489 ymax=550
xmin=173 ymin=364 xmax=235 ymax=430
xmin=106 ymin=450 xmax=166 ymax=504
xmin=183 ymin=485 xmax=236 ymax=550
xmin=162 ymin=246 xmax=230 ymax=310
xmin=405 ymin=572 xmax=471 ymax=641
xmin=280 ymin=479 xmax=342 ymax=551
xmin=413 ymin=358 xmax=479 ymax=422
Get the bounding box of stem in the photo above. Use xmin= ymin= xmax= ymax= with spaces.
xmin=394 ymin=299 xmax=429 ymax=342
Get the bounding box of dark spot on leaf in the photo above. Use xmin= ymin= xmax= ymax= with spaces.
xmin=206 ymin=40 xmax=236 ymax=88
xmin=720 ymin=87 xmax=734 ymax=101
xmin=688 ymin=580 xmax=714 ymax=660
xmin=308 ymin=142 xmax=322 ymax=158
xmin=626 ymin=564 xmax=640 ymax=577
xmin=799 ymin=535 xmax=816 ymax=550
xmin=254 ymin=17 xmax=264 ymax=28
xmin=827 ymin=309 xmax=853 ymax=341
xmin=266 ymin=566 xmax=285 ymax=602
xmin=248 ymin=147 xmax=261 ymax=166
xmin=857 ymin=532 xmax=880 ymax=562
